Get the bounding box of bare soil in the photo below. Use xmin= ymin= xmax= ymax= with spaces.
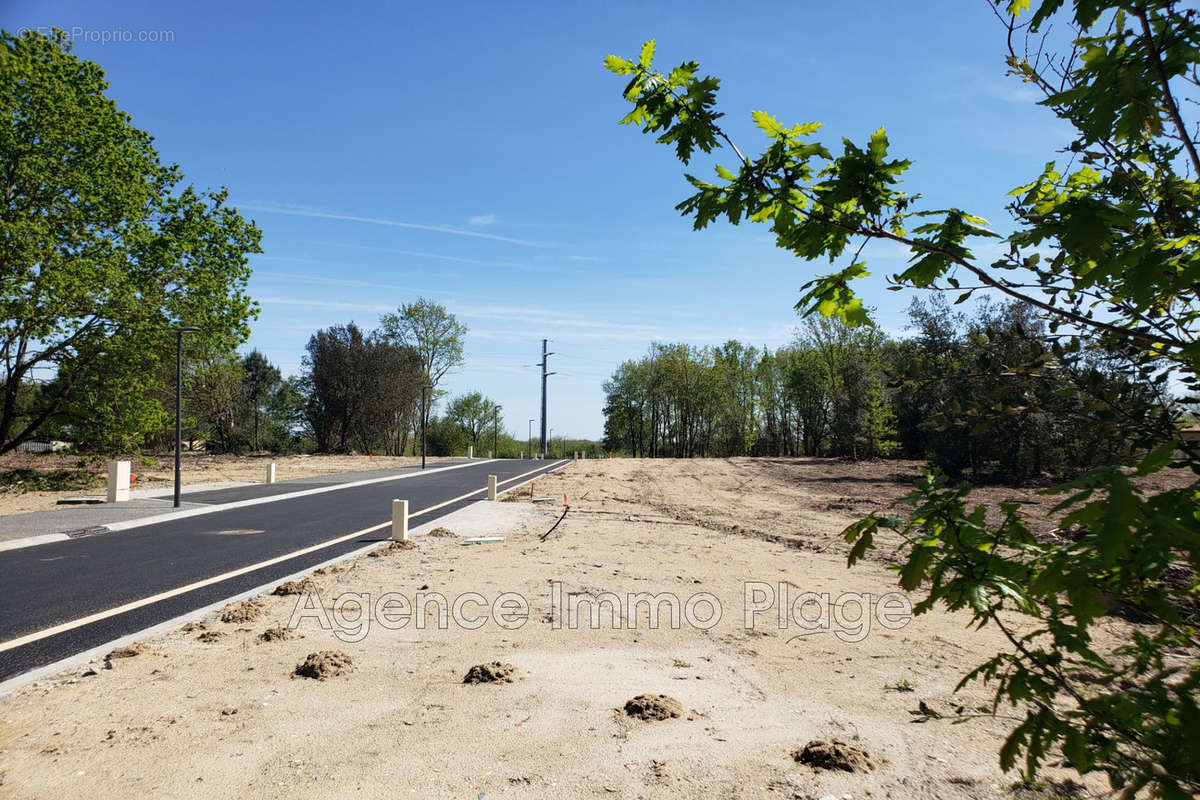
xmin=0 ymin=452 xmax=457 ymax=515
xmin=793 ymin=739 xmax=879 ymax=772
xmin=462 ymin=661 xmax=518 ymax=684
xmin=292 ymin=651 xmax=355 ymax=681
xmin=0 ymin=457 xmax=1169 ymax=799
xmin=623 ymin=693 xmax=683 ymax=721
xmin=218 ymin=600 xmax=265 ymax=624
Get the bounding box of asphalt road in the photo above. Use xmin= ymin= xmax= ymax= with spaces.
xmin=0 ymin=459 xmax=567 ymax=682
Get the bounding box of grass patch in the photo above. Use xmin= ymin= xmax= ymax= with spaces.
xmin=0 ymin=468 xmax=105 ymax=493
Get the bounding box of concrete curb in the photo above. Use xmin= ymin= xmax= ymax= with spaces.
xmin=0 ymin=533 xmax=69 ymax=552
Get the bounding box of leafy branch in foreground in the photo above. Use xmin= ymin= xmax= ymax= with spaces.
xmin=607 ymin=1 xmax=1199 ymax=796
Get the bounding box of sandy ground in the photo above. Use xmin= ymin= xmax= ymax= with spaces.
xmin=0 ymin=458 xmax=1154 ymax=799
xmin=0 ymin=453 xmax=457 ymax=516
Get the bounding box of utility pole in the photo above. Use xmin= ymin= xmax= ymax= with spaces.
xmin=539 ymin=338 xmax=554 ymax=458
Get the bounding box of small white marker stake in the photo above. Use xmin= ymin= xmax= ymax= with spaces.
xmin=468 ymin=445 xmax=474 ymax=459
xmin=265 ymin=462 xmax=276 ymax=484
xmin=107 ymin=460 xmax=131 ymax=503
xmin=392 ymin=499 xmax=409 ymax=541
xmin=488 ymin=474 xmax=498 ymax=501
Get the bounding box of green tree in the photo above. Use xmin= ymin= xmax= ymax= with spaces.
xmin=189 ymin=352 xmax=247 ymax=454
xmin=446 ymin=391 xmax=501 ymax=452
xmin=378 ymin=298 xmax=467 ymax=435
xmin=242 ymin=350 xmax=281 ymax=452
xmin=0 ymin=29 xmax=261 ymax=454
xmin=301 ymin=323 xmax=423 ymax=454
xmin=609 ymin=2 xmax=1199 ymax=794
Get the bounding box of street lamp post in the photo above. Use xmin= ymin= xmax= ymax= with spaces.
xmin=528 ymin=419 xmax=534 ymax=459
xmin=420 ymin=384 xmax=431 ymax=469
xmin=174 ymin=326 xmax=200 ymax=508
xmin=493 ymin=405 xmax=501 ymax=459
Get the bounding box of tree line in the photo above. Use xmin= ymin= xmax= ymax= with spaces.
xmin=15 ymin=295 xmax=542 ymax=458
xmin=603 ymin=296 xmax=1171 ymax=482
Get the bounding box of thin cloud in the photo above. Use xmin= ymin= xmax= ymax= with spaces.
xmin=241 ymin=203 xmax=552 ymax=247
xmin=252 ymin=268 xmax=456 ymax=294
xmin=257 ymin=296 xmax=394 ymax=313
xmin=450 ymin=304 xmax=663 ymax=334
xmin=265 ymin=240 xmax=591 ymax=277
xmin=468 ymin=213 xmax=497 ymax=226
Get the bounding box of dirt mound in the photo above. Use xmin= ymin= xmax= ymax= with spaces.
xmin=623 ymin=694 xmax=682 ymax=721
xmin=293 ymin=650 xmax=354 ymax=680
xmin=462 ymin=662 xmax=517 ymax=684
xmin=179 ymin=621 xmax=208 ymax=633
xmin=792 ymin=739 xmax=878 ymax=772
xmin=220 ymin=600 xmax=265 ymax=624
xmin=106 ymin=643 xmax=147 ymax=660
xmin=197 ymin=630 xmax=225 ymax=643
xmin=426 ymin=527 xmax=456 ymax=537
xmin=258 ymin=626 xmax=301 ymax=643
xmin=368 ymin=540 xmax=416 ymax=556
xmin=271 ymin=580 xmax=315 ymax=596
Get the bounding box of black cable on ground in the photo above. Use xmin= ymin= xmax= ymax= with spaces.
xmin=539 ymin=506 xmax=569 ymax=542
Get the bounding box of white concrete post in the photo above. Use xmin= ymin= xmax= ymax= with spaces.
xmin=487 ymin=474 xmax=498 ymax=501
xmin=468 ymin=445 xmax=474 ymax=459
xmin=265 ymin=462 xmax=277 ymax=484
xmin=392 ymin=499 xmax=409 ymax=541
xmin=107 ymin=460 xmax=131 ymax=503
xmin=487 ymin=450 xmax=492 ymax=459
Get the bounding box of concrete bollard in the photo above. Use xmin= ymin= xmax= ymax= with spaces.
xmin=488 ymin=474 xmax=497 ymax=501
xmin=107 ymin=460 xmax=131 ymax=503
xmin=392 ymin=499 xmax=409 ymax=541
xmin=468 ymin=445 xmax=474 ymax=459
xmin=487 ymin=450 xmax=493 ymax=459
xmin=265 ymin=462 xmax=277 ymax=484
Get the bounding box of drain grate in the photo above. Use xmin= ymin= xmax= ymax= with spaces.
xmin=65 ymin=526 xmax=109 ymax=538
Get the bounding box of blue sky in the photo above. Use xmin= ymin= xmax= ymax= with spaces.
xmin=6 ymin=1 xmax=1072 ymax=439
